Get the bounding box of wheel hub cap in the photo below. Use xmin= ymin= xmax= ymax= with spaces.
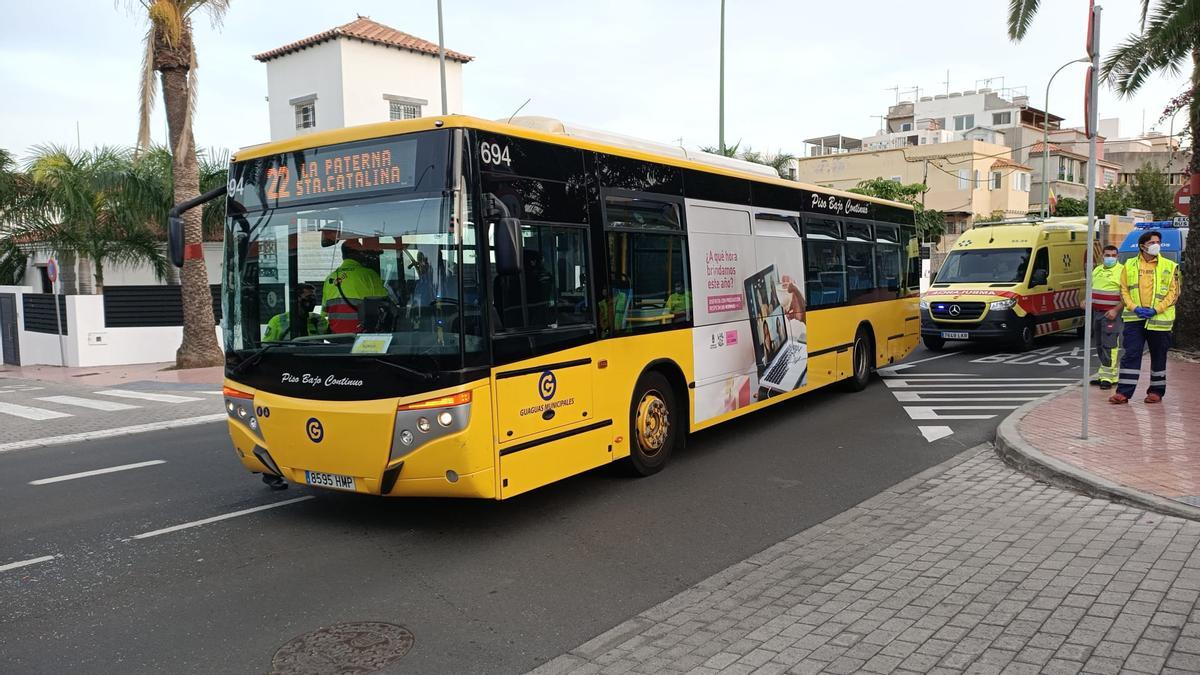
xmin=636 ymin=391 xmax=669 ymax=455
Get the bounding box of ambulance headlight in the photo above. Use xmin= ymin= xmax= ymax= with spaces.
xmin=919 ymin=297 xmax=930 ymax=310
xmin=989 ymin=298 xmax=1016 ymax=311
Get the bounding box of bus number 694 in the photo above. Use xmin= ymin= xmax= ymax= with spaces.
xmin=480 ymin=142 xmax=511 ymax=167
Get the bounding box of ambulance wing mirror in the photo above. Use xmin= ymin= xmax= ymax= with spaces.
xmin=494 ymin=218 xmax=524 ymax=276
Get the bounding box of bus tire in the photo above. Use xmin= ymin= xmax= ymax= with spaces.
xmin=1015 ymin=320 xmax=1037 ymax=352
xmin=624 ymin=370 xmax=678 ymax=476
xmin=923 ymin=335 xmax=946 ymax=351
xmin=842 ymin=326 xmax=874 ymax=392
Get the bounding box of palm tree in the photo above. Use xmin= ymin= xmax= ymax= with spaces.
xmin=1007 ymin=0 xmax=1199 ymax=351
xmin=129 ymin=0 xmax=227 ymax=367
xmin=24 ymin=145 xmax=166 ymax=294
xmin=0 ymin=148 xmax=34 ymax=285
xmin=700 ymin=143 xmax=797 ymax=179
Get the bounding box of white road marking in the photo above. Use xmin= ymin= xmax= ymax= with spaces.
xmin=0 ymin=414 xmax=227 ymax=454
xmin=132 ymin=496 xmax=314 ymax=540
xmin=879 ymin=351 xmax=961 ymax=372
xmin=95 ymin=389 xmax=203 ymax=403
xmin=0 ymin=401 xmax=72 ymax=421
xmin=892 ymin=392 xmax=1041 ymax=402
xmin=35 ymin=395 xmax=140 ymax=411
xmin=904 ymin=405 xmax=1020 ymax=420
xmin=30 ymin=460 xmax=166 ymax=485
xmin=919 ymin=426 xmax=954 ymax=442
xmin=0 ymin=554 xmax=58 ymax=573
xmin=889 ymin=389 xmax=1068 ymax=395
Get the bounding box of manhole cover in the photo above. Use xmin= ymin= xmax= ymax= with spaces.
xmin=270 ymin=621 xmax=414 ymax=674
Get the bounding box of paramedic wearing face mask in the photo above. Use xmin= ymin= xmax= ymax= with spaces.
xmin=1111 ymin=231 xmax=1181 ymax=404
xmin=1081 ymin=245 xmax=1123 ymax=389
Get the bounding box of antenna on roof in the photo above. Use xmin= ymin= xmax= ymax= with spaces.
xmin=508 ymin=98 xmax=531 ymax=124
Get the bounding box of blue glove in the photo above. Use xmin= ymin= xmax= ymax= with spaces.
xmin=1134 ymin=307 xmax=1156 ymax=320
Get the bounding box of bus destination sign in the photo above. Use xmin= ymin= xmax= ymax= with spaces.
xmin=230 ymin=137 xmax=419 ymax=210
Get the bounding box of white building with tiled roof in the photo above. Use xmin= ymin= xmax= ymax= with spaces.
xmin=254 ymin=16 xmax=473 ymax=141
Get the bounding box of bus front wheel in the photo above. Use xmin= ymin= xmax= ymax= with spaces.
xmin=624 ymin=371 xmax=678 ymax=476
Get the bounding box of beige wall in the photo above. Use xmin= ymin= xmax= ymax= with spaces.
xmin=793 ymin=140 xmax=1031 ymax=220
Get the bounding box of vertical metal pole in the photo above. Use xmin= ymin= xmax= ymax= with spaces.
xmin=53 ymin=281 xmax=66 ymax=367
xmin=437 ymin=0 xmax=448 ymax=115
xmin=1042 ymin=78 xmax=1052 ymax=218
xmin=718 ymin=0 xmax=725 ymax=154
xmin=1081 ymin=5 xmax=1102 ymax=440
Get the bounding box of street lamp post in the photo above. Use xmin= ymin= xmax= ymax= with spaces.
xmin=719 ymin=0 xmax=726 ymax=154
xmin=437 ymin=0 xmax=448 ymax=116
xmin=1042 ymin=57 xmax=1090 ymax=217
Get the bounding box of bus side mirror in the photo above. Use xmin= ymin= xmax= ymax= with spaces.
xmin=1030 ymin=269 xmax=1048 ymax=287
xmin=168 ymin=215 xmax=185 ymax=268
xmin=494 ymin=218 xmax=523 ymax=276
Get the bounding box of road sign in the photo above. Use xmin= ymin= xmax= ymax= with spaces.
xmin=1176 ymin=182 xmax=1192 ymax=217
xmin=46 ymin=257 xmax=58 ymax=284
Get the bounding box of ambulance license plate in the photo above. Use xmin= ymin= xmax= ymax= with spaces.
xmin=941 ymin=331 xmax=970 ymax=340
xmin=305 ymin=470 xmax=356 ymax=491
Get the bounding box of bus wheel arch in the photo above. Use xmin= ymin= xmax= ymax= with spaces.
xmin=623 ymin=360 xmax=687 ymax=476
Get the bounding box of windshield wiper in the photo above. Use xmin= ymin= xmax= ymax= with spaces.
xmin=229 ymin=341 xmax=329 ymax=377
xmin=369 ymin=358 xmax=436 ymax=383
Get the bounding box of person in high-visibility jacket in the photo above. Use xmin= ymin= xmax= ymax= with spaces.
xmin=264 ymin=284 xmax=329 ymax=341
xmin=1082 ymin=245 xmax=1123 ymax=389
xmin=1111 ymin=230 xmax=1181 ymax=404
xmin=322 ymin=239 xmax=389 ymax=334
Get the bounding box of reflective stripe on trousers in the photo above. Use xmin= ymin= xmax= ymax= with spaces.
xmin=1091 ymin=314 xmax=1121 ymax=384
xmin=1116 ymin=321 xmax=1171 ymax=398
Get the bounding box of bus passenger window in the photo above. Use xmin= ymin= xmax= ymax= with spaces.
xmin=491 ymin=224 xmax=591 ymax=332
xmin=604 ymin=231 xmax=690 ymax=336
xmin=804 ymin=240 xmax=846 ymax=308
xmin=845 ymin=242 xmax=876 ymax=302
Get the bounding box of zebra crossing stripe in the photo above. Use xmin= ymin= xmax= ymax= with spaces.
xmin=94 ymin=389 xmax=203 ymax=403
xmin=35 ymin=396 xmax=140 ymax=411
xmin=0 ymin=401 xmax=72 ymax=421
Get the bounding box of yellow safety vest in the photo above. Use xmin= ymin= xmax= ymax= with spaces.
xmin=1089 ymin=264 xmax=1122 ymax=311
xmin=1121 ymin=256 xmax=1178 ymax=331
xmin=322 ymin=259 xmax=388 ymax=333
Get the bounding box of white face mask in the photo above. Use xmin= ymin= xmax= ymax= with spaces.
xmin=1146 ymin=243 xmax=1162 ymax=257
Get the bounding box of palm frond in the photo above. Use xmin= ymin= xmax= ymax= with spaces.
xmin=136 ymin=25 xmax=158 ymax=153
xmin=1102 ymin=0 xmax=1200 ymax=97
xmin=1007 ymin=0 xmax=1041 ymax=41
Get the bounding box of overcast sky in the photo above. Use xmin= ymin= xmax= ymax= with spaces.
xmin=0 ymin=1 xmax=1189 ymax=160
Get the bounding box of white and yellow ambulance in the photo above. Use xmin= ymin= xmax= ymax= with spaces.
xmin=921 ymin=220 xmax=1095 ymax=351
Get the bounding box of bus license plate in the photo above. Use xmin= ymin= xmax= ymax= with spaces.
xmin=941 ymin=331 xmax=970 ymax=340
xmin=305 ymin=470 xmax=356 ymax=491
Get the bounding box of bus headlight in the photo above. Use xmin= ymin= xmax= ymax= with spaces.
xmin=989 ymin=298 xmax=1016 ymax=311
xmin=399 ymin=430 xmax=414 ymax=446
xmin=919 ymin=297 xmax=930 ymax=310
xmin=437 ymin=411 xmax=453 ymax=427
xmin=417 ymin=417 xmax=431 ymax=433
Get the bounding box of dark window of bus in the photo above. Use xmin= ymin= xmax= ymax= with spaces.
xmin=603 ymin=195 xmax=690 ymax=336
xmin=875 ymin=244 xmax=902 ymax=293
xmin=684 ymin=169 xmax=750 ymax=205
xmin=481 ymin=173 xmax=588 ymax=225
xmin=597 ymin=154 xmax=683 ymax=195
xmin=845 ymin=241 xmax=876 ymax=302
xmin=476 ymin=132 xmax=586 ymax=183
xmin=491 ymin=223 xmax=591 ymax=332
xmin=845 ymin=220 xmax=873 ymax=242
xmin=805 ymin=240 xmax=846 ymax=307
xmin=805 ymin=216 xmax=842 ymax=240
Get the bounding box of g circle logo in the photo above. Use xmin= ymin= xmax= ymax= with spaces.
xmin=306 ymin=417 xmax=324 ymax=443
xmin=538 ymin=370 xmax=557 ymax=401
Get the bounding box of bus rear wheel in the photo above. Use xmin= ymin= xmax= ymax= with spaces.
xmin=842 ymin=326 xmax=874 ymax=392
xmin=624 ymin=371 xmax=678 ymax=476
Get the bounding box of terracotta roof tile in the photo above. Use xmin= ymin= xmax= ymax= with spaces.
xmin=254 ymin=16 xmax=472 ymax=63
xmin=991 ymin=158 xmax=1032 ymax=170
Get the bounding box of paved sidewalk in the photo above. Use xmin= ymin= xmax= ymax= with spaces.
xmin=533 ymin=447 xmax=1200 ymax=675
xmin=0 ymin=362 xmax=222 ymax=387
xmin=999 ymin=356 xmax=1200 ymax=515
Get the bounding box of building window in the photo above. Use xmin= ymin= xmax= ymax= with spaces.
xmin=958 ymin=169 xmax=970 ymax=190
xmin=973 ymin=169 xmax=980 ymax=188
xmin=990 ymin=171 xmax=1002 ymax=190
xmin=389 ymin=100 xmax=421 ymax=120
xmin=900 ymin=122 xmax=913 ymax=132
xmin=294 ymin=102 xmax=315 ymax=130
xmin=992 ymin=111 xmax=1012 ymax=125
xmin=954 ymin=114 xmax=975 ymax=131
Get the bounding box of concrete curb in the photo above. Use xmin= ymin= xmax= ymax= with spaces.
xmin=993 ymin=387 xmax=1200 ymax=522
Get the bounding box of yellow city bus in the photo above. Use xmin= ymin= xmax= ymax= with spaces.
xmin=169 ymin=115 xmax=921 ymax=499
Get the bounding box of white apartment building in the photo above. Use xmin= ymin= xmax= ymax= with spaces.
xmin=254 ymin=16 xmax=473 ymax=141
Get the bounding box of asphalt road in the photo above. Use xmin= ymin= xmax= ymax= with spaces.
xmin=0 ymin=335 xmax=1089 ymax=674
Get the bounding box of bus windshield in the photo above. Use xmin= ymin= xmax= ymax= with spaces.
xmin=222 ymin=129 xmax=484 ymax=375
xmin=935 ymin=248 xmax=1031 ymax=284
